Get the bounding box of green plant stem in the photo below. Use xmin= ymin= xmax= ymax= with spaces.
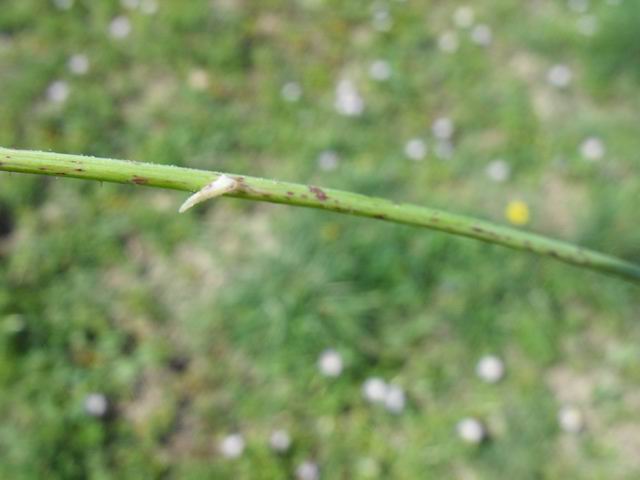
xmin=1 ymin=146 xmax=639 ymax=284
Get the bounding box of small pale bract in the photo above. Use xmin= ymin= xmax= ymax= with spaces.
xmin=178 ymin=175 xmax=239 ymax=213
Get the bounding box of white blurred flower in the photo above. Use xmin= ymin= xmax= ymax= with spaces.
xmin=121 ymin=0 xmax=140 ymax=9
xmin=52 ymin=0 xmax=73 ymax=10
xmin=335 ymin=79 xmax=364 ymax=117
xmin=68 ymin=54 xmax=89 ymax=75
xmin=269 ymin=429 xmax=291 ymax=452
xmin=456 ymin=418 xmax=486 ymax=444
xmin=318 ymin=349 xmax=343 ymax=377
xmin=296 ymin=461 xmax=320 ymax=480
xmin=434 ymin=140 xmax=454 ymax=160
xmin=372 ymin=8 xmax=392 ymax=32
xmin=362 ymin=377 xmax=388 ymax=403
xmin=47 ymin=80 xmax=70 ymax=104
xmin=317 ymin=150 xmax=339 ymax=171
xmin=485 ymin=159 xmax=511 ymax=182
xmin=281 ymin=82 xmax=302 ymax=102
xmin=558 ymin=406 xmax=584 ymax=433
xmin=476 ymin=355 xmax=505 ymax=383
xmin=84 ymin=392 xmax=108 ymax=417
xmin=453 ymin=6 xmax=475 ymax=29
xmin=471 ymin=24 xmax=492 ymax=46
xmin=383 ymin=384 xmax=406 ymax=414
xmin=404 ymin=138 xmax=427 ymax=161
xmin=140 ymin=0 xmax=158 ymax=15
xmin=580 ymin=136 xmax=605 ymax=161
xmin=438 ymin=31 xmax=459 ymax=53
xmin=547 ymin=64 xmax=573 ymax=89
xmin=188 ymin=69 xmax=210 ymax=91
xmin=219 ymin=433 xmax=245 ymax=458
xmin=577 ymin=15 xmax=598 ymax=36
xmin=109 ymin=16 xmax=132 ymax=40
xmin=432 ymin=117 xmax=455 ymax=139
xmin=567 ymin=0 xmax=589 ymax=13
xmin=369 ymin=59 xmax=392 ymax=81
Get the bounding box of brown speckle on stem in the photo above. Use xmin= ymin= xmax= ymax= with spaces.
xmin=309 ymin=186 xmax=328 ymax=201
xmin=131 ymin=176 xmax=148 ymax=185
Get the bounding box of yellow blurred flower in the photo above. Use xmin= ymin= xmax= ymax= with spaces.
xmin=505 ymin=200 xmax=530 ymax=226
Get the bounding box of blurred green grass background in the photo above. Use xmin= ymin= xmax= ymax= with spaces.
xmin=1 ymin=0 xmax=640 ymax=478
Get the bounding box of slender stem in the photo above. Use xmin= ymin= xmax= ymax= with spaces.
xmin=1 ymin=146 xmax=639 ymax=284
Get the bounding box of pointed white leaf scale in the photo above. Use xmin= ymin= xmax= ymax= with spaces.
xmin=178 ymin=174 xmax=238 ymax=213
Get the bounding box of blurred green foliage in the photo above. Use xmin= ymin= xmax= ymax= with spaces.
xmin=1 ymin=0 xmax=639 ymax=478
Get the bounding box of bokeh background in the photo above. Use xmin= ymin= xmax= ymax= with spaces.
xmin=1 ymin=0 xmax=640 ymax=478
